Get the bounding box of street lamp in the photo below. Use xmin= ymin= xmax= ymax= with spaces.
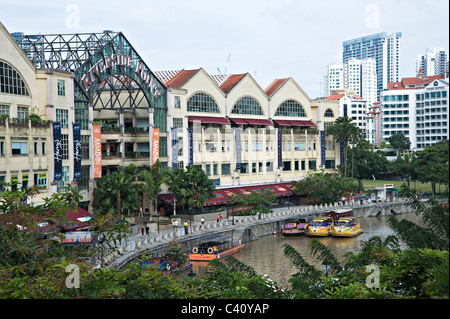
xmin=322 ymin=260 xmax=331 ymax=278
xmin=230 ymin=200 xmax=235 ymax=225
xmin=157 ymin=211 xmax=160 ymax=235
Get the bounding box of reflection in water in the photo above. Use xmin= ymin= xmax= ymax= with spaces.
xmin=191 ymin=213 xmax=422 ymax=286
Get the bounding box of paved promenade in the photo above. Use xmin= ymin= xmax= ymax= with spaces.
xmin=104 ymin=198 xmax=408 ymax=269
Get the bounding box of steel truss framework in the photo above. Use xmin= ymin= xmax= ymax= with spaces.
xmin=15 ymin=31 xmax=166 ymax=110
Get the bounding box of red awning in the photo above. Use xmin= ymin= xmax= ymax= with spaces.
xmin=243 ymin=119 xmax=263 ymax=125
xmin=257 ymin=119 xmax=274 ymax=126
xmin=287 ymin=120 xmax=304 ymax=127
xmin=64 ymin=206 xmax=92 ymax=231
xmin=159 ymin=194 xmax=174 ymax=205
xmin=301 ymin=121 xmax=316 ymax=127
xmin=230 ymin=118 xmax=248 ymax=125
xmin=188 ymin=116 xmax=230 ymax=125
xmin=273 ymin=120 xmax=291 ymax=126
xmin=159 ymin=183 xmax=294 ymax=207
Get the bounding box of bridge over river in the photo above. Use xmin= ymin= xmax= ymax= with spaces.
xmin=105 ymin=198 xmax=411 ymax=270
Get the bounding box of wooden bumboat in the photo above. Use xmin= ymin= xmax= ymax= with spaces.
xmin=282 ymin=218 xmax=308 ymax=236
xmin=189 ymin=236 xmax=244 ymax=261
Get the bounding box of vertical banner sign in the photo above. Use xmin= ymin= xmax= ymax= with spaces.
xmin=152 ymin=128 xmax=160 ymax=165
xmin=320 ymin=130 xmax=326 ymax=166
xmin=93 ymin=124 xmax=102 ymax=178
xmin=340 ymin=141 xmax=345 ymax=165
xmin=187 ymin=128 xmax=193 ymax=166
xmin=171 ymin=127 xmax=178 ymax=169
xmin=73 ymin=123 xmax=81 ymax=179
xmin=277 ymin=129 xmax=282 ymax=168
xmin=53 ymin=122 xmax=62 ymax=181
xmin=234 ymin=129 xmax=241 ymax=170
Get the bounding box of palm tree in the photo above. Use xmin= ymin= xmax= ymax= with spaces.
xmin=184 ymin=165 xmax=216 ymax=214
xmin=95 ymin=166 xmax=141 ymax=217
xmin=164 ymin=167 xmax=186 ymax=216
xmin=326 ymin=116 xmax=359 ymax=178
xmin=140 ymin=160 xmax=163 ymax=220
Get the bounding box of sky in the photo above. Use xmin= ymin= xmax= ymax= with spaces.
xmin=0 ymin=0 xmax=448 ymax=98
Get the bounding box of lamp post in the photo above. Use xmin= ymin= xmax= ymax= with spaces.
xmin=157 ymin=211 xmax=160 ymax=235
xmin=322 ymin=260 xmax=331 ymax=278
xmin=230 ymin=200 xmax=235 ymax=225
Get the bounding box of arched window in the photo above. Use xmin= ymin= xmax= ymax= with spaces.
xmin=275 ymin=99 xmax=306 ymax=117
xmin=324 ymin=109 xmax=334 ymax=117
xmin=187 ymin=92 xmax=220 ymax=113
xmin=0 ymin=61 xmax=30 ymax=96
xmin=231 ymin=96 xmax=263 ymax=115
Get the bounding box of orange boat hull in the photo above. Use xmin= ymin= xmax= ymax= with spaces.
xmin=189 ymin=244 xmax=245 ymax=261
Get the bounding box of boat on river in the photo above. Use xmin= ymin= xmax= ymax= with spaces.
xmin=189 ymin=235 xmax=244 ymax=261
xmin=142 ymin=258 xmax=192 ymax=273
xmin=331 ymin=217 xmax=363 ymax=237
xmin=306 ymin=216 xmax=334 ymax=237
xmin=325 ymin=208 xmax=353 ymax=220
xmin=282 ymin=218 xmax=308 ymax=236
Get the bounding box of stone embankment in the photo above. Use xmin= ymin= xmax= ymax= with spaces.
xmin=105 ymin=198 xmax=411 ymax=270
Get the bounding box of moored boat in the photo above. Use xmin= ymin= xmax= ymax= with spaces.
xmin=331 ymin=217 xmax=363 ymax=237
xmin=325 ymin=208 xmax=353 ymax=220
xmin=189 ymin=236 xmax=244 ymax=261
xmin=306 ymin=216 xmax=334 ymax=237
xmin=282 ymin=219 xmax=308 ymax=236
xmin=142 ymin=258 xmax=193 ymax=273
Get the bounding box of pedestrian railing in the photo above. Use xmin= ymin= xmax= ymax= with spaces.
xmin=105 ymin=197 xmax=406 ymax=268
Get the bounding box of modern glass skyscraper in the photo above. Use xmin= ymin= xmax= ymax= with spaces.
xmin=343 ymin=32 xmax=402 ymax=100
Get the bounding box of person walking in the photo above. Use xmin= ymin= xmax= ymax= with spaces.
xmin=216 ymin=215 xmax=220 ymax=223
xmin=219 ymin=213 xmax=223 ymax=221
xmin=201 ymin=216 xmax=205 ymax=229
xmin=184 ymin=221 xmax=188 ymax=235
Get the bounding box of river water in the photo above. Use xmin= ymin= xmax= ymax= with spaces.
xmin=190 ymin=212 xmax=422 ymax=286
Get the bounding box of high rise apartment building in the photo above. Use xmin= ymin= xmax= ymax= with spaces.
xmin=324 ymin=58 xmax=377 ymax=107
xmin=417 ymin=47 xmax=448 ymax=77
xmin=343 ymin=32 xmax=402 ymax=99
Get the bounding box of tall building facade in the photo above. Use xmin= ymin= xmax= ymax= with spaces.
xmin=417 ymin=47 xmax=448 ymax=77
xmin=324 ymin=58 xmax=377 ymax=107
xmin=343 ymin=32 xmax=402 ymax=99
xmin=381 ymin=72 xmax=449 ymax=150
xmin=1 ymin=21 xmax=343 ymax=215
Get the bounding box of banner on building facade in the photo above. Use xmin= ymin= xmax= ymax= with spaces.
xmin=320 ymin=130 xmax=326 ymax=166
xmin=171 ymin=127 xmax=178 ymax=169
xmin=187 ymin=128 xmax=193 ymax=166
xmin=234 ymin=129 xmax=241 ymax=170
xmin=93 ymin=124 xmax=102 ymax=178
xmin=152 ymin=128 xmax=160 ymax=165
xmin=53 ymin=122 xmax=62 ymax=181
xmin=73 ymin=123 xmax=81 ymax=179
xmin=340 ymin=141 xmax=345 ymax=165
xmin=277 ymin=129 xmax=282 ymax=168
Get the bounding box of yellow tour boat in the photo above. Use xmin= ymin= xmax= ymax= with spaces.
xmin=306 ymin=216 xmax=334 ymax=237
xmin=331 ymin=217 xmax=363 ymax=237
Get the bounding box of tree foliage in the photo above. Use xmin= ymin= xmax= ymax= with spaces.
xmin=292 ymin=170 xmax=358 ymax=204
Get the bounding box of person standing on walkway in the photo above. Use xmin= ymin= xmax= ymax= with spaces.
xmin=184 ymin=221 xmax=188 ymax=235
xmin=217 ymin=215 xmax=220 ymax=223
xmin=201 ymin=217 xmax=205 ymax=228
xmin=219 ymin=213 xmax=223 ymax=221
xmin=145 ymin=225 xmax=149 ymax=236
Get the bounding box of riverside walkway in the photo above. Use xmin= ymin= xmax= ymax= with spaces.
xmin=105 ymin=198 xmax=409 ymax=270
